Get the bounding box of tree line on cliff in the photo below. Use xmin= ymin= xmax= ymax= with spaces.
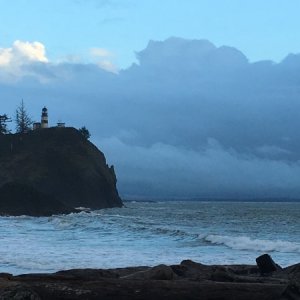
xmin=0 ymin=100 xmax=90 ymax=139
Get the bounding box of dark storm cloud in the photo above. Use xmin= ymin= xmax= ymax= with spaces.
xmin=1 ymin=37 xmax=300 ymax=198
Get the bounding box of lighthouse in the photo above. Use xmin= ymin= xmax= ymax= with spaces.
xmin=41 ymin=107 xmax=48 ymax=128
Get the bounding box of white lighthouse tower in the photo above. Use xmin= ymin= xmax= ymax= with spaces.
xmin=41 ymin=107 xmax=48 ymax=128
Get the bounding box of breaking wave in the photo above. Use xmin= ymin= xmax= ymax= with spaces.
xmin=204 ymin=234 xmax=300 ymax=253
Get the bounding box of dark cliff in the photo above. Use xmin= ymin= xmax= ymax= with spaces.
xmin=0 ymin=127 xmax=123 ymax=215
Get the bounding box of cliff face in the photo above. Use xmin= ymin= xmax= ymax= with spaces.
xmin=0 ymin=182 xmax=75 ymax=216
xmin=0 ymin=127 xmax=123 ymax=214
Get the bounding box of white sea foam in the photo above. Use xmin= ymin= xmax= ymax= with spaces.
xmin=204 ymin=234 xmax=300 ymax=253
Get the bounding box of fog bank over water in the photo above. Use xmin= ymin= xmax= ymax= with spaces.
xmin=1 ymin=38 xmax=300 ymax=198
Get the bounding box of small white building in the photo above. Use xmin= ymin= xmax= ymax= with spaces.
xmin=33 ymin=122 xmax=41 ymax=130
xmin=57 ymin=122 xmax=65 ymax=128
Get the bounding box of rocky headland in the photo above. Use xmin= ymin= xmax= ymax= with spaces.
xmin=0 ymin=127 xmax=123 ymax=216
xmin=0 ymin=256 xmax=298 ymax=299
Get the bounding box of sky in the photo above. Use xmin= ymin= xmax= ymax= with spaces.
xmin=1 ymin=1 xmax=300 ymax=199
xmin=1 ymin=0 xmax=300 ymax=69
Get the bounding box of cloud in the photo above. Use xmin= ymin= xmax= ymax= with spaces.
xmin=97 ymin=60 xmax=118 ymax=73
xmin=90 ymin=48 xmax=113 ymax=58
xmin=12 ymin=40 xmax=48 ymax=63
xmin=1 ymin=37 xmax=300 ymax=198
xmin=0 ymin=40 xmax=48 ymax=66
xmin=99 ymin=137 xmax=300 ymax=198
xmin=0 ymin=40 xmax=48 ymax=82
xmin=135 ymin=37 xmax=248 ymax=72
xmin=0 ymin=48 xmax=11 ymax=66
xmin=90 ymin=47 xmax=118 ymax=73
xmin=0 ymin=41 xmax=118 ymax=81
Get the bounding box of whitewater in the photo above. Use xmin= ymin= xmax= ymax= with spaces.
xmin=0 ymin=201 xmax=299 ymax=275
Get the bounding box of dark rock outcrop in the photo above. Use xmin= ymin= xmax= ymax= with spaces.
xmin=122 ymin=264 xmax=178 ymax=280
xmin=0 ymin=258 xmax=299 ymax=300
xmin=256 ymin=254 xmax=282 ymax=274
xmin=0 ymin=127 xmax=122 ymax=216
xmin=0 ymin=182 xmax=75 ymax=216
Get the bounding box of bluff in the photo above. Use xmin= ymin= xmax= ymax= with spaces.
xmin=0 ymin=127 xmax=123 ymax=216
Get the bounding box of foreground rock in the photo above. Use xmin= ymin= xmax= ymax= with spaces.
xmin=0 ymin=127 xmax=123 ymax=216
xmin=256 ymin=253 xmax=283 ymax=274
xmin=0 ymin=259 xmax=299 ymax=299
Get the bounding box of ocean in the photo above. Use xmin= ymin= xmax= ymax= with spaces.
xmin=0 ymin=201 xmax=299 ymax=275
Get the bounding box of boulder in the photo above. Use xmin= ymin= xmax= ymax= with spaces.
xmin=256 ymin=254 xmax=282 ymax=274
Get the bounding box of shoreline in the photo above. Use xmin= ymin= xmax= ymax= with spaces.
xmin=0 ymin=259 xmax=299 ymax=299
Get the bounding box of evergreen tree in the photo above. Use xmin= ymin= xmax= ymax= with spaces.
xmin=15 ymin=100 xmax=33 ymax=133
xmin=79 ymin=126 xmax=91 ymax=139
xmin=0 ymin=114 xmax=11 ymax=134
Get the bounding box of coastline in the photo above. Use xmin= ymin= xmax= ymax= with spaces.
xmin=0 ymin=259 xmax=299 ymax=299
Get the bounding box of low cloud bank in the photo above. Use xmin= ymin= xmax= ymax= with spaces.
xmin=99 ymin=137 xmax=300 ymax=198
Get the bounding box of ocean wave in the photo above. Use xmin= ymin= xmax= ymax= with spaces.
xmin=203 ymin=234 xmax=300 ymax=253
xmin=152 ymin=227 xmax=192 ymax=238
xmin=118 ymin=222 xmax=199 ymax=240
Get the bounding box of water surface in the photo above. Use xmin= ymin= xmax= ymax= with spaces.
xmin=0 ymin=201 xmax=299 ymax=274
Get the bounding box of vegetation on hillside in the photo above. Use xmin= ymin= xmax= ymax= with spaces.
xmin=79 ymin=126 xmax=91 ymax=139
xmin=0 ymin=114 xmax=11 ymax=134
xmin=1 ymin=101 xmax=91 ymax=137
xmin=15 ymin=100 xmax=33 ymax=134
